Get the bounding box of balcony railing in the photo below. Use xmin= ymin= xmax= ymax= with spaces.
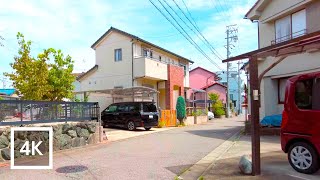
xmin=271 ymin=29 xmax=307 ymax=45
xmin=133 ymin=56 xmax=168 ymax=80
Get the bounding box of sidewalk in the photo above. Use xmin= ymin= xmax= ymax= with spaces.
xmin=203 ymin=135 xmax=320 ymax=179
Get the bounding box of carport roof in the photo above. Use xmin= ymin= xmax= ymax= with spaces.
xmin=75 ymin=86 xmax=159 ymax=97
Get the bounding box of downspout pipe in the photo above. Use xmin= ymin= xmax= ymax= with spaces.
xmin=131 ymin=40 xmax=134 ymax=87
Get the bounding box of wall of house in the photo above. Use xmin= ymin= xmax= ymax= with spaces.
xmin=189 ymin=68 xmax=217 ymax=89
xmin=217 ymin=71 xmax=243 ymax=109
xmin=133 ymin=42 xmax=190 ymax=87
xmin=135 ymin=78 xmax=158 ymax=106
xmin=80 ymin=31 xmax=133 ymax=92
xmin=258 ymin=0 xmax=312 ymax=48
xmin=257 ymin=51 xmax=320 ymax=120
xmin=306 ymin=0 xmax=320 ymax=34
xmin=166 ymin=64 xmax=184 ymax=109
xmin=207 ymin=85 xmax=227 ymax=103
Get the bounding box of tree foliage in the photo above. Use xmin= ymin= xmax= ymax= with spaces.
xmin=4 ymin=33 xmax=75 ymax=101
xmin=176 ymin=96 xmax=186 ymax=124
xmin=209 ymin=93 xmax=225 ymax=117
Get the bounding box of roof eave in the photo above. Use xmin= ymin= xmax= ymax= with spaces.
xmin=91 ymin=27 xmax=194 ymax=64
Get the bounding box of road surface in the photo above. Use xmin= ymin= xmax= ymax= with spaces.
xmin=0 ymin=116 xmax=243 ymax=180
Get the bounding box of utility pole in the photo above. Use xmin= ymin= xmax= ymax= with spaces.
xmin=225 ymin=25 xmax=238 ymax=118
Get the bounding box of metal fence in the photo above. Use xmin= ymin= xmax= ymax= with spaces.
xmin=0 ymin=100 xmax=99 ymax=126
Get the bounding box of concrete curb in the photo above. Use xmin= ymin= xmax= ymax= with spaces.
xmin=179 ymin=128 xmax=243 ymax=180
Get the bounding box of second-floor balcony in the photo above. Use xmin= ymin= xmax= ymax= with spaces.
xmin=133 ymin=56 xmax=168 ymax=81
xmin=271 ymin=29 xmax=308 ymax=45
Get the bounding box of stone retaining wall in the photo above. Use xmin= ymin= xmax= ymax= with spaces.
xmin=0 ymin=121 xmax=100 ymax=161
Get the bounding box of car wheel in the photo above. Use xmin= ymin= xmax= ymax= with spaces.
xmin=145 ymin=127 xmax=151 ymax=131
xmin=288 ymin=142 xmax=320 ymax=174
xmin=127 ymin=121 xmax=136 ymax=131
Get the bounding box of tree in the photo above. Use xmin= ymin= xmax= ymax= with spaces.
xmin=176 ymin=96 xmax=186 ymax=124
xmin=209 ymin=93 xmax=226 ymax=117
xmin=4 ymin=33 xmax=75 ymax=101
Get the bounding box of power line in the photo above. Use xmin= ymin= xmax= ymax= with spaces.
xmin=171 ymin=0 xmax=224 ymax=60
xmin=149 ymin=0 xmax=223 ymax=70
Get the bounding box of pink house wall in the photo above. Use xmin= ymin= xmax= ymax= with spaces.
xmin=188 ymin=67 xmax=226 ymax=103
xmin=207 ymin=84 xmax=227 ymax=103
xmin=189 ymin=68 xmax=216 ymax=89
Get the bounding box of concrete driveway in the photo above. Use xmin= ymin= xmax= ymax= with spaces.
xmin=103 ymin=126 xmax=174 ymax=142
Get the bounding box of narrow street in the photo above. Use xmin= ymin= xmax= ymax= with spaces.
xmin=0 ymin=117 xmax=243 ymax=180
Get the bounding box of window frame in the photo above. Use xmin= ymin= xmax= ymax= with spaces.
xmin=278 ymin=77 xmax=290 ymax=104
xmin=274 ymin=9 xmax=306 ymax=44
xmin=114 ymin=48 xmax=122 ymax=62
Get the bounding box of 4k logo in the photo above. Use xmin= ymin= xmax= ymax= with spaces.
xmin=20 ymin=141 xmax=43 ymax=156
xmin=10 ymin=127 xmax=53 ymax=169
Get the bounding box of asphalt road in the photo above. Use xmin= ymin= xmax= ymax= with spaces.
xmin=0 ymin=116 xmax=243 ymax=180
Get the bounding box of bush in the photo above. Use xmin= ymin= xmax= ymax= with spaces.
xmin=214 ymin=108 xmax=225 ymax=117
xmin=176 ymin=96 xmax=186 ymax=124
xmin=158 ymin=121 xmax=166 ymax=128
xmin=213 ymin=100 xmax=226 ymax=117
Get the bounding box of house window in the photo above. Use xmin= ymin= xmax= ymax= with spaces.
xmin=114 ymin=49 xmax=122 ymax=62
xmin=292 ymin=9 xmax=306 ymax=38
xmin=183 ymin=65 xmax=187 ymax=76
xmin=230 ymin=94 xmax=234 ymax=100
xmin=142 ymin=48 xmax=153 ymax=58
xmin=159 ymin=56 xmax=162 ymax=61
xmin=278 ymin=78 xmax=289 ymax=104
xmin=294 ymin=78 xmax=320 ymax=110
xmin=274 ymin=9 xmax=306 ymax=44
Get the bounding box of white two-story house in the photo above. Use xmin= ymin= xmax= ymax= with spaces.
xmin=76 ymin=27 xmax=193 ymax=110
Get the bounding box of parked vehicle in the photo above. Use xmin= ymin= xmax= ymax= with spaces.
xmin=101 ymin=102 xmax=159 ymax=131
xmin=281 ymin=72 xmax=320 ymax=174
xmin=208 ymin=111 xmax=214 ymax=120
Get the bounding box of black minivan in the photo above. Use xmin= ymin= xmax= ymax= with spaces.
xmin=101 ymin=102 xmax=159 ymax=131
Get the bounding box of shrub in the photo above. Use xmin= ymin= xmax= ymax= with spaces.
xmin=158 ymin=121 xmax=166 ymax=128
xmin=213 ymin=99 xmax=225 ymax=117
xmin=214 ymin=108 xmax=225 ymax=117
xmin=176 ymin=96 xmax=186 ymax=124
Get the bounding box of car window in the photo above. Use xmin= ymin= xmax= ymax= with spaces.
xmin=128 ymin=104 xmax=139 ymax=112
xmin=295 ymin=79 xmax=313 ymax=110
xmin=143 ymin=103 xmax=157 ymax=112
xmin=106 ymin=105 xmax=117 ymax=113
xmin=117 ymin=105 xmax=128 ymax=112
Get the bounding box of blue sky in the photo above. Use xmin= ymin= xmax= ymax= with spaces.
xmin=0 ymin=0 xmax=258 ymax=88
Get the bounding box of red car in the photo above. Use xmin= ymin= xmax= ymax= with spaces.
xmin=281 ymin=71 xmax=320 ymax=174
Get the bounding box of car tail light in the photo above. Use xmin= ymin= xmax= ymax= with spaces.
xmin=281 ymin=110 xmax=288 ymax=129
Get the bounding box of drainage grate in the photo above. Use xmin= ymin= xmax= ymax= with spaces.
xmin=56 ymin=165 xmax=88 ymax=173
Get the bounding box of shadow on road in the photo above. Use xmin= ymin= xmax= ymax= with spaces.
xmin=165 ymin=164 xmax=194 ymax=175
xmin=185 ymin=126 xmax=241 ymax=140
xmin=104 ymin=126 xmax=156 ymax=132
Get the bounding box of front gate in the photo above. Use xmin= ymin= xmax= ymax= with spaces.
xmin=160 ymin=110 xmax=177 ymax=127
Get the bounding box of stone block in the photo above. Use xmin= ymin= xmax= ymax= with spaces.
xmin=62 ymin=124 xmax=71 ymax=134
xmin=0 ymin=135 xmax=9 ymax=149
xmin=86 ymin=123 xmax=96 ymax=133
xmin=67 ymin=130 xmax=77 ymax=138
xmin=0 ymin=148 xmax=10 ymax=160
xmin=239 ymin=155 xmax=252 ymax=175
xmin=79 ymin=129 xmax=90 ymax=140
